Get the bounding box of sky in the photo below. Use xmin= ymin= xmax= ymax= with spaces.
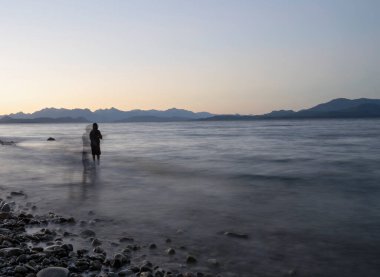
xmin=0 ymin=0 xmax=379 ymax=115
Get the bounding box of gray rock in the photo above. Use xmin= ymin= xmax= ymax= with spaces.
xmin=223 ymin=231 xmax=249 ymax=239
xmin=111 ymin=253 xmax=129 ymax=268
xmin=166 ymin=248 xmax=176 ymax=255
xmin=15 ymin=265 xmax=28 ymax=274
xmin=11 ymin=191 xmax=25 ymax=196
xmin=119 ymin=237 xmax=134 ymax=243
xmin=186 ymin=255 xmax=197 ymax=264
xmin=118 ymin=269 xmax=134 ymax=276
xmin=1 ymin=203 xmax=11 ymax=212
xmin=80 ymin=229 xmax=96 ymax=238
xmin=91 ymin=238 xmax=102 ymax=246
xmin=0 ymin=247 xmax=24 ymax=257
xmin=37 ymin=267 xmax=69 ymax=277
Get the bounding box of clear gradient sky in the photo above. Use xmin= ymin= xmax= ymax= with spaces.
xmin=1 ymin=0 xmax=379 ymax=115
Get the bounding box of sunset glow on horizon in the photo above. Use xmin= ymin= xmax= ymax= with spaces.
xmin=1 ymin=0 xmax=379 ymax=115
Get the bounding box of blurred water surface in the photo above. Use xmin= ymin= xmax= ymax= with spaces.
xmin=1 ymin=119 xmax=380 ymax=276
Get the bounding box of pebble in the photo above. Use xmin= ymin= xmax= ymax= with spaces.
xmin=36 ymin=267 xmax=69 ymax=277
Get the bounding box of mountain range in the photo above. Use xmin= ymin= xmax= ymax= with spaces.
xmin=1 ymin=98 xmax=380 ymax=123
xmin=202 ymin=98 xmax=380 ymax=121
xmin=0 ymin=108 xmax=213 ymax=123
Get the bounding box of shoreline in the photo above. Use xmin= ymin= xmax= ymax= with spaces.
xmin=0 ymin=190 xmax=222 ymax=277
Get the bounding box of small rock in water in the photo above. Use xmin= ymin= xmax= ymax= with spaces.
xmin=166 ymin=248 xmax=176 ymax=255
xmin=80 ymin=229 xmax=96 ymax=238
xmin=186 ymin=255 xmax=197 ymax=264
xmin=91 ymin=238 xmax=102 ymax=246
xmin=119 ymin=237 xmax=134 ymax=242
xmin=47 ymin=137 xmax=56 ymax=141
xmin=11 ymin=191 xmax=25 ymax=196
xmin=149 ymin=243 xmax=157 ymax=249
xmin=223 ymin=231 xmax=249 ymax=239
xmin=37 ymin=266 xmax=69 ymax=277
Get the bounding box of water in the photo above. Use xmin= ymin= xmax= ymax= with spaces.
xmin=1 ymin=119 xmax=380 ymax=276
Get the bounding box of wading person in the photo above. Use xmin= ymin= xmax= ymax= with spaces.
xmin=89 ymin=123 xmax=103 ymax=162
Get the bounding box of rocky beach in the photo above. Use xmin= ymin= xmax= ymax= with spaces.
xmin=0 ymin=190 xmax=222 ymax=277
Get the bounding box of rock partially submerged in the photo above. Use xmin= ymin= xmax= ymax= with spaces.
xmin=224 ymin=231 xmax=249 ymax=239
xmin=0 ymin=139 xmax=15 ymax=145
xmin=47 ymin=137 xmax=56 ymax=141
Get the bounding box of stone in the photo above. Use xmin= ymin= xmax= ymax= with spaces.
xmin=80 ymin=229 xmax=96 ymax=238
xmin=186 ymin=256 xmax=197 ymax=264
xmin=223 ymin=232 xmax=249 ymax=239
xmin=91 ymin=238 xmax=102 ymax=246
xmin=93 ymin=246 xmax=105 ymax=253
xmin=90 ymin=260 xmax=103 ymax=271
xmin=117 ymin=269 xmax=134 ymax=276
xmin=15 ymin=265 xmax=28 ymax=274
xmin=149 ymin=243 xmax=157 ymax=249
xmin=166 ymin=248 xmax=175 ymax=255
xmin=111 ymin=253 xmax=129 ymax=268
xmin=36 ymin=267 xmax=69 ymax=277
xmin=0 ymin=247 xmax=24 ymax=257
xmin=119 ymin=237 xmax=134 ymax=242
xmin=1 ymin=203 xmax=11 ymax=212
xmin=47 ymin=137 xmax=56 ymax=141
xmin=11 ymin=191 xmax=25 ymax=196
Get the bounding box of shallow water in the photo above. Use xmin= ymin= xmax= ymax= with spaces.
xmin=1 ymin=119 xmax=380 ymax=276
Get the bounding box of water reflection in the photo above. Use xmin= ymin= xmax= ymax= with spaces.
xmin=82 ymin=125 xmax=99 ymax=184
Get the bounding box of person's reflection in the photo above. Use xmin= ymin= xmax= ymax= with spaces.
xmin=82 ymin=125 xmax=97 ymax=185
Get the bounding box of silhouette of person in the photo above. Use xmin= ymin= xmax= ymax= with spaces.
xmin=89 ymin=123 xmax=103 ymax=162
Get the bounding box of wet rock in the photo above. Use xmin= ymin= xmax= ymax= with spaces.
xmin=186 ymin=256 xmax=197 ymax=264
xmin=111 ymin=253 xmax=129 ymax=268
xmin=166 ymin=248 xmax=175 ymax=255
xmin=16 ymin=253 xmax=28 ymax=263
xmin=47 ymin=137 xmax=56 ymax=141
xmin=75 ymin=259 xmax=90 ymax=271
xmin=93 ymin=246 xmax=105 ymax=253
xmin=15 ymin=265 xmax=28 ymax=274
xmin=91 ymin=238 xmax=102 ymax=247
xmin=11 ymin=191 xmax=25 ymax=196
xmin=119 ymin=237 xmax=134 ymax=243
xmin=89 ymin=260 xmax=103 ymax=271
xmin=1 ymin=203 xmax=11 ymax=212
xmin=0 ymin=247 xmax=24 ymax=257
xmin=80 ymin=229 xmax=96 ymax=238
xmin=36 ymin=266 xmax=69 ymax=277
xmin=149 ymin=243 xmax=157 ymax=249
xmin=117 ymin=269 xmax=134 ymax=276
xmin=223 ymin=232 xmax=249 ymax=239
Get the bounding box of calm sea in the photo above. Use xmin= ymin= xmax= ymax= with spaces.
xmin=1 ymin=119 xmax=380 ymax=277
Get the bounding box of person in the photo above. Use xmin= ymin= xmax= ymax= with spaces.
xmin=89 ymin=123 xmax=103 ymax=162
